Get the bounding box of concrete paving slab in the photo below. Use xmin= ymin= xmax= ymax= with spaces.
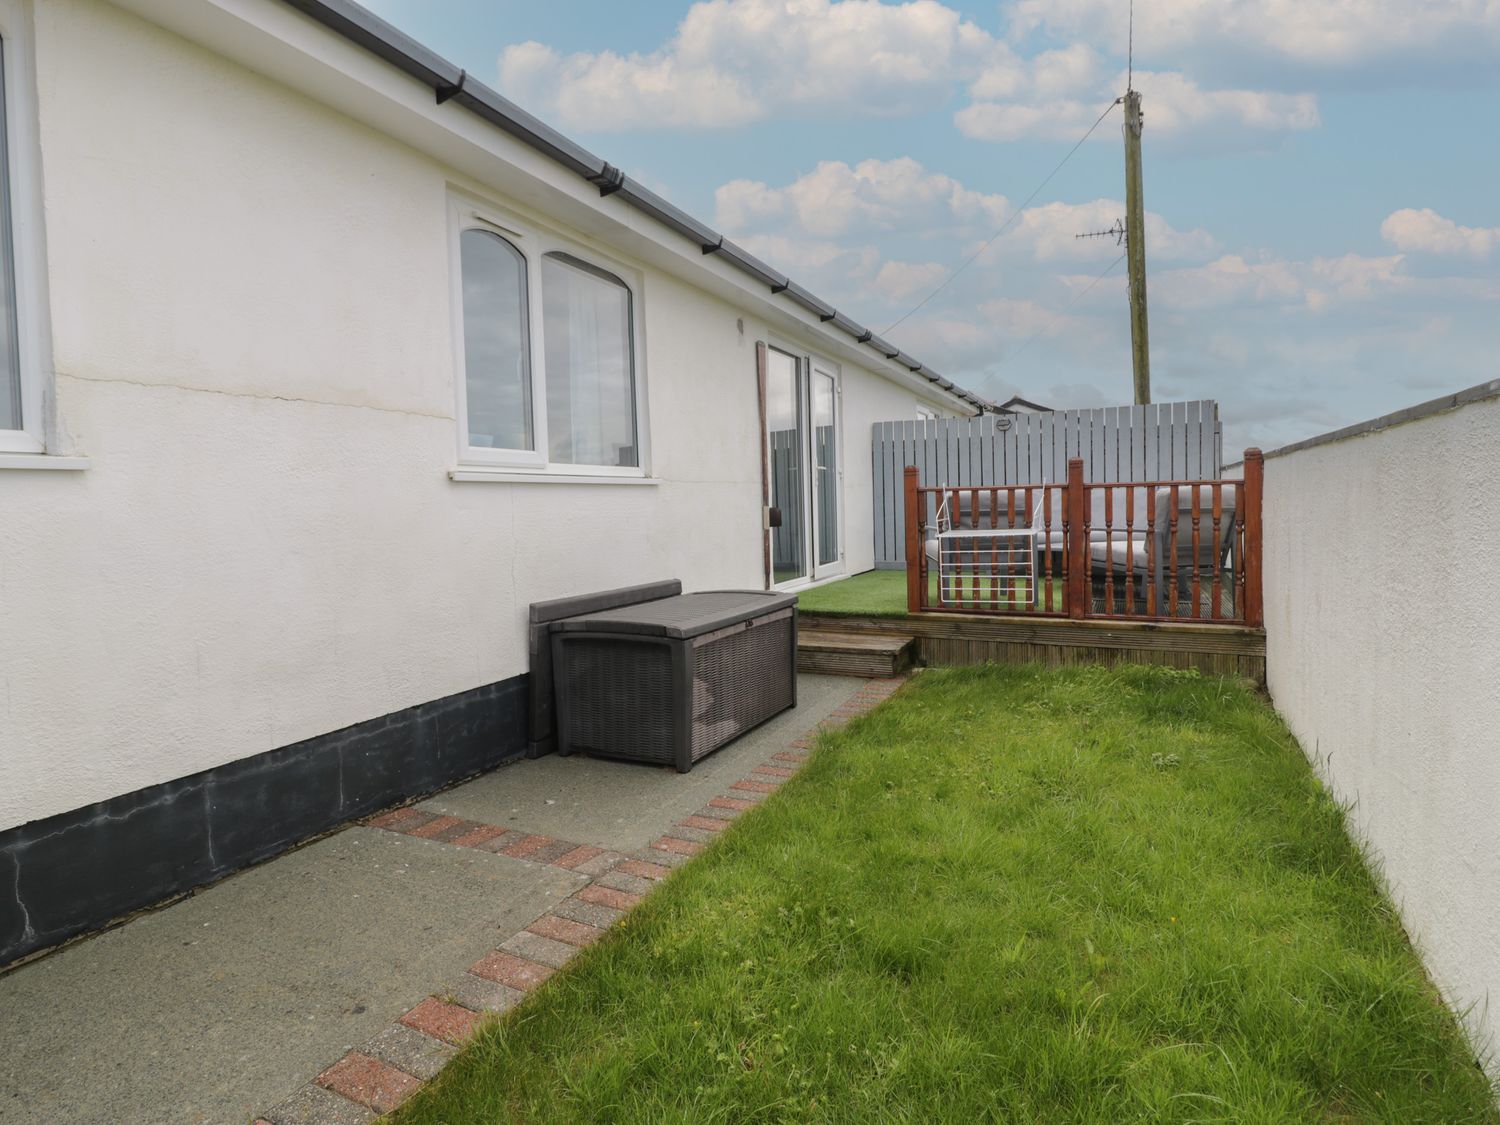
xmin=417 ymin=673 xmax=864 ymax=853
xmin=362 ymin=1025 xmax=456 ymax=1082
xmin=0 ymin=827 xmax=585 ymax=1125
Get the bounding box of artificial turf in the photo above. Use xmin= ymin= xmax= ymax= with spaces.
xmin=796 ymin=568 xmax=1065 ymax=617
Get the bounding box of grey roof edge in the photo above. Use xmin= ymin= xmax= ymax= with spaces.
xmin=827 ymin=311 xmax=869 ymax=342
xmin=281 ymin=0 xmax=462 ymax=91
xmin=277 ymin=0 xmax=989 ymax=413
xmin=613 ymin=177 xmax=722 ymax=251
xmin=715 ymin=239 xmax=788 ymax=291
xmin=449 ymin=77 xmax=607 ymax=182
xmin=1241 ymin=378 xmax=1500 ymax=465
xmin=780 ymin=281 xmax=835 ymax=320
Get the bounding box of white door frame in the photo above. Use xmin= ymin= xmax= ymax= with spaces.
xmin=765 ymin=344 xmax=808 ymax=588
xmin=764 ymin=345 xmax=845 ymax=588
xmin=808 ymin=355 xmax=845 ymax=581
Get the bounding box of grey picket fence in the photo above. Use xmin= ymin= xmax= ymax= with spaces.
xmin=871 ymin=401 xmax=1222 ymax=567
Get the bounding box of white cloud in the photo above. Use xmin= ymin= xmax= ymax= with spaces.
xmin=499 ymin=0 xmax=995 ymax=130
xmin=1008 ymin=199 xmax=1216 ymax=261
xmin=497 ymin=0 xmax=1325 ymax=147
xmin=716 ymin=157 xmax=1009 ymax=239
xmin=1008 ymin=0 xmax=1500 ymax=78
xmin=697 ymin=157 xmax=1490 ymax=459
xmin=871 ymin=260 xmax=950 ymax=302
xmin=977 ymin=297 xmax=1079 ymax=338
xmin=717 ymin=160 xmax=1213 ymax=267
xmin=731 ymin=233 xmax=881 ymax=282
xmin=1381 ymin=208 xmax=1499 ymax=258
xmin=957 ymin=70 xmax=1318 ymax=144
xmin=1153 ymin=252 xmax=1406 ymax=311
xmin=707 ymin=160 xmax=1221 ymax=385
xmin=968 ymin=43 xmax=1105 ymax=101
xmin=1127 ymin=71 xmax=1320 ymax=134
xmin=500 ymin=41 xmax=759 ymax=129
xmin=953 ymin=98 xmax=1098 ymax=143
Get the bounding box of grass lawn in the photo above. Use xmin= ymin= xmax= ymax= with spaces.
xmin=395 ymin=665 xmax=1497 ymax=1123
xmin=796 ymin=568 xmax=1065 ymax=617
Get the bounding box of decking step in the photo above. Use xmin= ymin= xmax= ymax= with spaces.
xmin=797 ymin=629 xmax=916 ymax=678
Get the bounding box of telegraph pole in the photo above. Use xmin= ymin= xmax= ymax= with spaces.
xmin=1123 ymin=89 xmax=1150 ymax=405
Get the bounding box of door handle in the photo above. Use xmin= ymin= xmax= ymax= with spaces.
xmin=765 ymin=506 xmax=782 ymax=529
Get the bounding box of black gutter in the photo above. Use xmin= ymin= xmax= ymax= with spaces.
xmin=826 ymin=311 xmax=868 ymax=342
xmin=278 ymin=0 xmax=992 ymax=412
xmin=448 ymin=75 xmax=608 ymax=182
xmin=281 ymin=0 xmax=460 ymax=89
xmin=717 ymin=240 xmax=789 ymax=291
xmin=780 ymin=281 xmax=835 ymax=322
xmin=614 ymin=179 xmax=724 ymax=253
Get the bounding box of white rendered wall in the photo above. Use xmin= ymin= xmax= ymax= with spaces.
xmin=0 ymin=0 xmax=957 ymax=831
xmin=1262 ymin=393 xmax=1500 ymax=1074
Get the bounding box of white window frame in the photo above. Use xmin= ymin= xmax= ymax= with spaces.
xmin=447 ymin=192 xmax=649 ymax=480
xmin=0 ymin=0 xmax=56 ymax=459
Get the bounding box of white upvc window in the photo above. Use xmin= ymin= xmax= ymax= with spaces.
xmin=449 ymin=196 xmax=647 ymax=478
xmin=0 ymin=1 xmax=55 ymax=460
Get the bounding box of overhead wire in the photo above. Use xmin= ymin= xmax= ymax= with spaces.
xmin=880 ymin=95 xmax=1123 ymax=336
xmin=1002 ymin=252 xmax=1126 ymax=368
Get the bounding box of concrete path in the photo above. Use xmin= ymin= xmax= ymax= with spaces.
xmin=418 ymin=673 xmax=861 ymax=853
xmin=0 ymin=674 xmax=867 ymax=1125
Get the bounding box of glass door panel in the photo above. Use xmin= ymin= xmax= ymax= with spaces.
xmin=766 ymin=348 xmax=807 ymax=584
xmin=812 ymin=367 xmax=841 ymax=575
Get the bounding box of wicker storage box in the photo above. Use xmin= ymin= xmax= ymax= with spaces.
xmin=550 ymin=591 xmax=797 ymax=772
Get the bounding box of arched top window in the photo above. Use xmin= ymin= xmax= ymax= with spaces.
xmin=540 ymin=252 xmax=638 ymax=468
xmin=451 ymin=198 xmax=646 ymax=475
xmin=458 ymin=228 xmax=531 ymax=453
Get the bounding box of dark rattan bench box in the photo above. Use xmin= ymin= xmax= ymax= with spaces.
xmin=550 ymin=591 xmax=798 ymax=772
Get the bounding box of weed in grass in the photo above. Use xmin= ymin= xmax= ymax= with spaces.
xmin=394 ymin=664 xmax=1499 ymax=1124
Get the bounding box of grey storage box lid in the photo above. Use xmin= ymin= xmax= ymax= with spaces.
xmin=553 ymin=590 xmax=795 ymax=640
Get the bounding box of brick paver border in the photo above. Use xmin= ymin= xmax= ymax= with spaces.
xmin=257 ymin=673 xmax=911 ymax=1124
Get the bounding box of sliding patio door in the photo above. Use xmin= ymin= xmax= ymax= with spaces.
xmin=766 ymin=347 xmax=842 ymax=586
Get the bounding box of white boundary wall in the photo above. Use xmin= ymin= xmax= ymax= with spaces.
xmin=1262 ymin=381 xmax=1500 ymax=1074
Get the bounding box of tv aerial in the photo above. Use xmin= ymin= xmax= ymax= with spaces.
xmin=1076 ymin=218 xmax=1126 ymax=247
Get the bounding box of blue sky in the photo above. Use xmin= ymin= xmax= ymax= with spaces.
xmin=363 ymin=0 xmax=1498 ymax=452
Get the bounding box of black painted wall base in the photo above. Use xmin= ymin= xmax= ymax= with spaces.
xmin=0 ymin=674 xmax=528 ymax=970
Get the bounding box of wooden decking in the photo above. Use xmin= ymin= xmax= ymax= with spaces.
xmin=800 ymin=611 xmax=1265 ymax=682
xmin=798 ymin=628 xmax=916 ymax=678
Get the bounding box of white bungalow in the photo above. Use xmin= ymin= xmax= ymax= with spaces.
xmin=0 ymin=0 xmax=987 ymax=964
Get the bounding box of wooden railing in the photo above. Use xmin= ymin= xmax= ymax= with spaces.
xmin=904 ymin=450 xmax=1263 ymax=627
